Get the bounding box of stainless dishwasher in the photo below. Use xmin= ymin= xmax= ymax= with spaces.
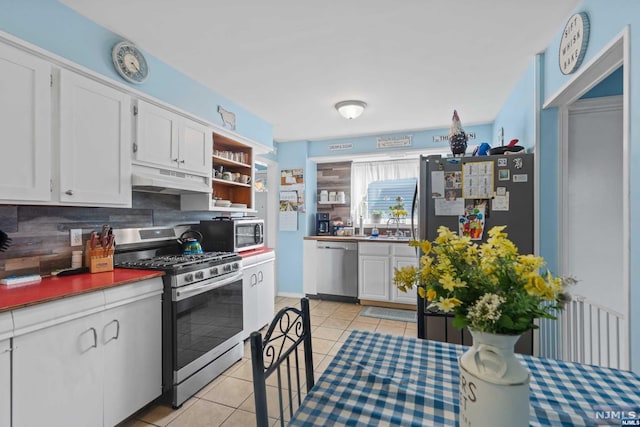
xmin=315 ymin=241 xmax=358 ymax=301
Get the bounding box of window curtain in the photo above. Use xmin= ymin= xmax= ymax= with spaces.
xmin=351 ymin=159 xmax=419 ymax=220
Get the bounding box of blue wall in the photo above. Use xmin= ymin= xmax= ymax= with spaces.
xmin=581 ymin=66 xmax=623 ymax=99
xmin=493 ymin=59 xmax=537 ymax=150
xmin=0 ymin=0 xmax=273 ymax=148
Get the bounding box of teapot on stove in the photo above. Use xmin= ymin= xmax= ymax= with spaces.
xmin=178 ymin=230 xmax=204 ymax=254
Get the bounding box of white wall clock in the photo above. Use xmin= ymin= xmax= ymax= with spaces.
xmin=559 ymin=12 xmax=590 ymax=75
xmin=112 ymin=41 xmax=149 ymax=84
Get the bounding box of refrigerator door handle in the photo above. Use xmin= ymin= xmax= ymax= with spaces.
xmin=411 ymin=181 xmax=418 ymax=256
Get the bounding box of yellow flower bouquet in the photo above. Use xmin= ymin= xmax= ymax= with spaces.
xmin=393 ymin=225 xmax=574 ymax=335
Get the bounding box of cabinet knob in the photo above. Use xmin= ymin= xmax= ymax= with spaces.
xmin=172 ymin=158 xmax=179 ymax=163
xmin=65 ymin=190 xmax=74 ymax=196
xmin=179 ymin=159 xmax=185 ymax=164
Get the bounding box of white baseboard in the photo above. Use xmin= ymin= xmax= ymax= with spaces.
xmin=276 ymin=292 xmax=305 ymax=298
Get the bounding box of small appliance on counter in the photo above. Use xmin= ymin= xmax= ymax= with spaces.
xmin=316 ymin=213 xmax=330 ymax=236
xmin=200 ymin=217 xmax=264 ymax=253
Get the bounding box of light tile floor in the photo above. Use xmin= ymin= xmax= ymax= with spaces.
xmin=119 ymin=297 xmax=417 ymax=427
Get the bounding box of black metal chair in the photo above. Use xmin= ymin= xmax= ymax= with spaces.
xmin=251 ymin=298 xmax=314 ymax=427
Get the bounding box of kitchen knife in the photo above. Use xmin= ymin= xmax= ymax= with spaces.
xmin=90 ymin=231 xmax=97 ymax=250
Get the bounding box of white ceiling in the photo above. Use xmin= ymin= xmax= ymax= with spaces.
xmin=61 ymin=0 xmax=581 ymax=142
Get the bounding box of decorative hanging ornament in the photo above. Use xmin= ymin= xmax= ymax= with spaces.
xmin=449 ymin=110 xmax=468 ymax=157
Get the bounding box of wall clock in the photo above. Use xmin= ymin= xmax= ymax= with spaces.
xmin=111 ymin=41 xmax=149 ymax=84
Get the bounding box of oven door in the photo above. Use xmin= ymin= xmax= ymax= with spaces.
xmin=235 ymin=221 xmax=264 ymax=251
xmin=171 ymin=272 xmax=243 ymax=383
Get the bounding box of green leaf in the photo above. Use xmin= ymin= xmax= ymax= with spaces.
xmin=498 ymin=315 xmax=514 ymax=329
xmin=452 ymin=313 xmax=468 ymax=330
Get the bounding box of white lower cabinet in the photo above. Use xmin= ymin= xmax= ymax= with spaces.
xmin=0 ymin=312 xmax=14 ymax=427
xmin=11 ymin=278 xmax=163 ymax=427
xmin=102 ymin=283 xmax=162 ymax=427
xmin=242 ymin=253 xmax=276 ymax=340
xmin=358 ymin=242 xmax=418 ymax=305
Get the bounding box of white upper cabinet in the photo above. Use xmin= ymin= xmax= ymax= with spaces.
xmin=0 ymin=42 xmax=52 ymax=202
xmin=58 ymin=70 xmax=132 ymax=206
xmin=135 ymin=100 xmax=211 ymax=176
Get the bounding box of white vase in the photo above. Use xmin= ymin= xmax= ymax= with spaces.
xmin=458 ymin=330 xmax=530 ymax=427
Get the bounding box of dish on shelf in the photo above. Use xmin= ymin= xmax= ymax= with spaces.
xmin=215 ymin=199 xmax=232 ymax=207
xmin=230 ymin=203 xmax=247 ymax=209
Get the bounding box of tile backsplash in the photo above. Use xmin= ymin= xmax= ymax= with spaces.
xmin=0 ymin=193 xmax=219 ymax=278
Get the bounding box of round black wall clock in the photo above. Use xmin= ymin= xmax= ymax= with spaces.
xmin=112 ymin=41 xmax=149 ymax=84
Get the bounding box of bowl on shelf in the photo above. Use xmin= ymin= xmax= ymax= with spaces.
xmin=230 ymin=203 xmax=247 ymax=209
xmin=215 ymin=199 xmax=232 ymax=207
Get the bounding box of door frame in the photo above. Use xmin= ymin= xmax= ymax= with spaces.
xmin=544 ymin=27 xmax=630 ymax=364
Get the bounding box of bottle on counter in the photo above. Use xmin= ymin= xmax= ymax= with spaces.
xmin=371 ymin=226 xmax=379 ymax=237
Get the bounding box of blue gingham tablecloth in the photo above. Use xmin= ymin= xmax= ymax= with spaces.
xmin=289 ymin=330 xmax=640 ymax=426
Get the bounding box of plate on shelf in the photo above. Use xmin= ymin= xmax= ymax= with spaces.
xmin=230 ymin=203 xmax=247 ymax=209
xmin=215 ymin=199 xmax=232 ymax=207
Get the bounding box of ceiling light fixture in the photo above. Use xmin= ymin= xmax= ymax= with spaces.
xmin=335 ymin=100 xmax=367 ymax=120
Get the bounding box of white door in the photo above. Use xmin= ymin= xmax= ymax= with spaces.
xmin=565 ymin=95 xmax=626 ymax=367
xmin=392 ymin=256 xmax=418 ymax=305
xmin=59 ymin=70 xmax=132 ymax=206
xmin=242 ymin=264 xmax=259 ymax=339
xmin=135 ymin=100 xmax=179 ymax=169
xmin=12 ymin=313 xmax=104 ymax=427
xmin=102 ymin=294 xmax=162 ymax=426
xmin=358 ymin=255 xmax=389 ymax=301
xmin=0 ymin=42 xmax=51 ymax=202
xmin=179 ymin=119 xmax=210 ymax=175
xmin=0 ymin=338 xmax=10 ymax=427
xmin=257 ymin=259 xmax=276 ymax=328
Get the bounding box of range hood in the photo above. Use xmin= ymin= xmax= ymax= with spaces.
xmin=131 ymin=164 xmax=211 ymax=195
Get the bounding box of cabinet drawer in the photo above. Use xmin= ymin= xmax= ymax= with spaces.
xmin=392 ymin=244 xmax=417 ymax=257
xmin=358 ymin=242 xmax=390 ymax=256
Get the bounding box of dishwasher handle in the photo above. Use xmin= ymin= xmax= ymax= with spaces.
xmin=317 ymin=245 xmax=354 ymax=250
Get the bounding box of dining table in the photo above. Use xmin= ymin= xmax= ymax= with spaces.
xmin=289 ymin=330 xmax=640 ymax=426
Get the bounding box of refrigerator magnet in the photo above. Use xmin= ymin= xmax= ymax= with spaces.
xmin=497 ymin=158 xmax=507 ymax=167
xmin=498 ymin=169 xmax=510 ymax=181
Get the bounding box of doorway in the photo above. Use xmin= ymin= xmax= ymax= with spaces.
xmin=545 ymin=30 xmax=629 ymax=368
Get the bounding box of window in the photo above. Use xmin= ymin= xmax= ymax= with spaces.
xmin=351 ymin=159 xmax=419 ymax=222
xmin=367 ymin=178 xmax=416 ymax=217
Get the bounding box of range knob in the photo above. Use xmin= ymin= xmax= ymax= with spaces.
xmin=195 ymin=271 xmax=204 ymax=280
xmin=209 ymin=267 xmax=219 ymax=275
xmin=184 ymin=273 xmax=194 ymax=283
xmin=223 ymin=264 xmax=231 ymax=272
xmin=232 ymin=262 xmax=239 ymax=270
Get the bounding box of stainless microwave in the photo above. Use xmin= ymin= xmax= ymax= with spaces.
xmin=200 ymin=218 xmax=265 ymax=252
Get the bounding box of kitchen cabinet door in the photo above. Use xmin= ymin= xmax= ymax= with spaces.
xmin=391 ymin=256 xmax=419 ymax=305
xmin=103 ymin=281 xmax=162 ymax=426
xmin=135 ymin=100 xmax=211 ymax=176
xmin=0 ymin=338 xmax=9 ymax=427
xmin=59 ymin=70 xmax=132 ymax=206
xmin=179 ymin=118 xmax=210 ymax=175
xmin=358 ymin=255 xmax=390 ymax=301
xmin=0 ymin=42 xmax=52 ymax=202
xmin=12 ymin=311 xmax=104 ymax=427
xmin=135 ymin=99 xmax=180 ymax=170
xmin=256 ymin=258 xmax=275 ymax=329
xmin=242 ymin=263 xmax=260 ymax=339
xmin=0 ymin=312 xmax=11 ymax=427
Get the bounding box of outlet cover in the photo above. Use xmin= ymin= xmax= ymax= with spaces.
xmin=70 ymin=229 xmax=82 ymax=246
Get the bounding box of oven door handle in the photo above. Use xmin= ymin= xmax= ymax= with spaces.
xmin=175 ymin=272 xmax=243 ymax=300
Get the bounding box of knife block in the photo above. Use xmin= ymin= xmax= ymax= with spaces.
xmin=84 ymin=240 xmax=114 ymax=273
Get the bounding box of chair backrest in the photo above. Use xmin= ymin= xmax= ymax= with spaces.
xmin=251 ymin=297 xmax=314 ymax=427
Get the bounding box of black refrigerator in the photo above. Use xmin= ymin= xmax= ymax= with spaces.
xmin=414 ymin=153 xmax=535 ymax=354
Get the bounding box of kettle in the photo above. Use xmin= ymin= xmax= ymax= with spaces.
xmin=178 ymin=230 xmax=204 ymax=254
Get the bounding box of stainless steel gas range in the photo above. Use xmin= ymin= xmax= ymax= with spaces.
xmin=114 ymin=226 xmax=244 ymax=408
